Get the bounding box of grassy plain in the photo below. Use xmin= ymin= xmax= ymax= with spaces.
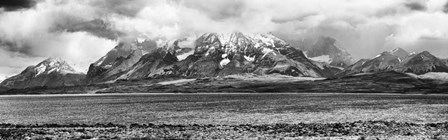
xmin=1 ymin=93 xmax=447 ymax=139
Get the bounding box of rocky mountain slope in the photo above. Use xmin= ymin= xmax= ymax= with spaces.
xmin=0 ymin=86 xmax=8 ymax=92
xmin=0 ymin=58 xmax=85 ymax=89
xmin=389 ymin=48 xmax=410 ymax=60
xmin=337 ymin=48 xmax=448 ymax=77
xmin=86 ymin=32 xmax=339 ymax=83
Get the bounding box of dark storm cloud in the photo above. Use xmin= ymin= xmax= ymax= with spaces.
xmin=271 ymin=13 xmax=318 ymax=24
xmin=181 ymin=0 xmax=246 ymax=20
xmin=0 ymin=0 xmax=36 ymax=11
xmin=0 ymin=40 xmax=36 ymax=56
xmin=444 ymin=2 xmax=448 ymax=13
xmin=404 ymin=2 xmax=426 ymax=11
xmin=420 ymin=36 xmax=442 ymax=41
xmin=90 ymin=0 xmax=148 ymax=17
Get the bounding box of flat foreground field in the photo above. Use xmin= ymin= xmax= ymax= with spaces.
xmin=0 ymin=93 xmax=447 ymax=139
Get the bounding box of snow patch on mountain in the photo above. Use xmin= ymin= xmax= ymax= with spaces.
xmin=418 ymin=72 xmax=448 ymax=80
xmin=225 ymin=73 xmax=325 ymax=82
xmin=35 ymin=65 xmax=46 ymax=76
xmin=252 ymin=34 xmax=276 ymax=47
xmin=262 ymin=48 xmax=275 ymax=58
xmin=136 ymin=38 xmax=146 ymax=43
xmin=158 ymin=79 xmax=196 ymax=85
xmin=33 ymin=57 xmax=80 ymax=77
xmin=220 ymin=54 xmax=231 ymax=68
xmin=406 ymin=72 xmax=448 ymax=81
xmin=221 ymin=59 xmax=230 ymax=67
xmin=309 ymin=55 xmax=331 ymax=63
xmin=177 ymin=50 xmax=194 ymax=61
xmin=244 ymin=55 xmax=255 ymax=62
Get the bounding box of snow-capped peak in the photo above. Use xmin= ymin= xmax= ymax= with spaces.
xmin=33 ymin=57 xmax=78 ymax=76
xmin=196 ymin=32 xmax=289 ymax=57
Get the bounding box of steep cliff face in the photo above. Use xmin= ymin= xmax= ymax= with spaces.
xmin=85 ymin=39 xmax=159 ymax=83
xmin=116 ymin=47 xmax=180 ymax=80
xmin=299 ymin=37 xmax=354 ymax=68
xmin=0 ymin=58 xmax=85 ymax=89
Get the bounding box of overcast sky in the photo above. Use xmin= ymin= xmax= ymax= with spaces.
xmin=1 ymin=0 xmax=448 ymax=81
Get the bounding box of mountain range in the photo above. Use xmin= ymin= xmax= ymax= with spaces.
xmin=2 ymin=31 xmax=448 ymax=91
xmin=85 ymin=32 xmax=342 ymax=83
xmin=337 ymin=48 xmax=448 ymax=77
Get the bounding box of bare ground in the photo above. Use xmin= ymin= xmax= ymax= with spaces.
xmin=1 ymin=121 xmax=447 ymax=140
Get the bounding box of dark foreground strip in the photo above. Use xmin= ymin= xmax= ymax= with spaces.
xmin=1 ymin=121 xmax=447 ymax=139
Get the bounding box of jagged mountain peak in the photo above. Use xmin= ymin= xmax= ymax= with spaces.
xmin=199 ymin=32 xmax=284 ymax=44
xmin=418 ymin=51 xmax=432 ymax=56
xmin=188 ymin=32 xmax=336 ymax=78
xmin=304 ymin=36 xmax=354 ymax=67
xmin=402 ymin=51 xmax=440 ymax=62
xmin=87 ymin=36 xmax=196 ymax=83
xmin=33 ymin=57 xmax=78 ymax=75
xmin=92 ymin=39 xmax=159 ymax=67
xmin=396 ymin=51 xmax=448 ymax=74
xmin=390 ymin=47 xmax=407 ymax=53
xmin=375 ymin=51 xmax=395 ymax=57
xmin=39 ymin=57 xmax=68 ymax=66
xmin=195 ymin=32 xmax=290 ymax=57
xmin=374 ymin=48 xmax=410 ymax=61
xmin=388 ymin=48 xmax=409 ymax=59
